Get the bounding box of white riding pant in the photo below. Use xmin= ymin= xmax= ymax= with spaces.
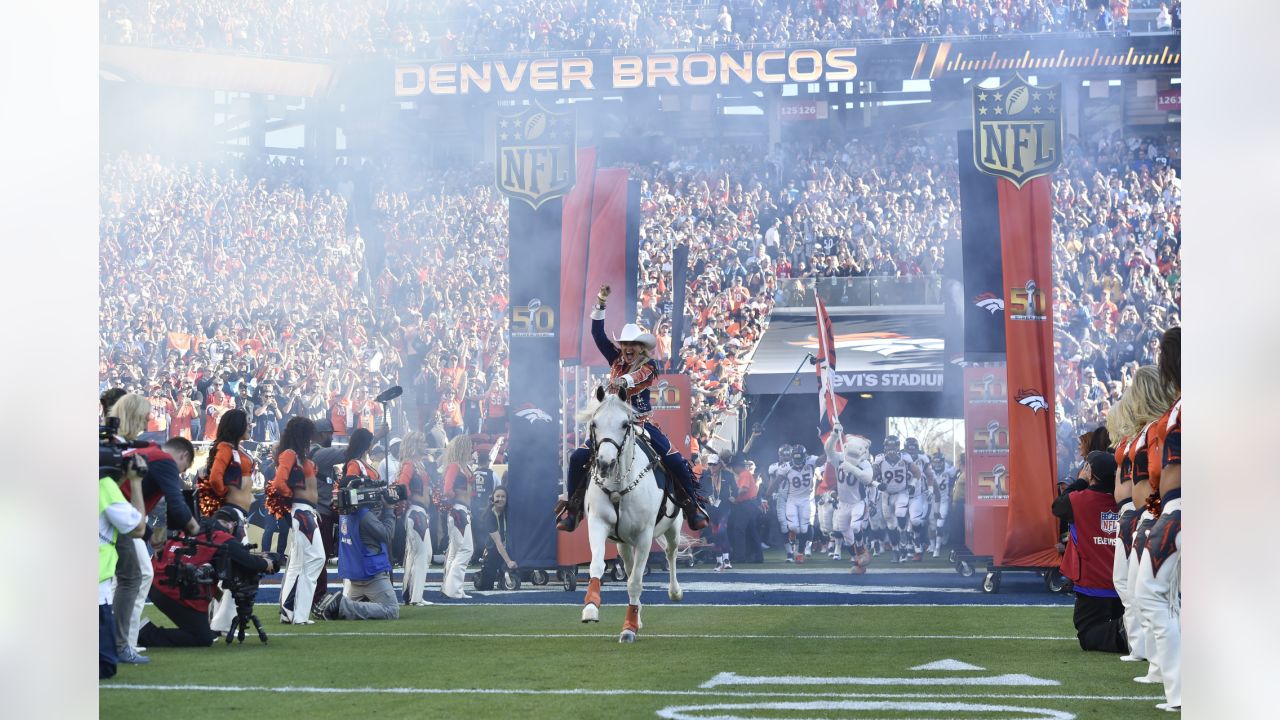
xmin=279 ymin=504 xmax=326 ymax=622
xmin=402 ymin=504 xmax=432 ymax=603
xmin=1127 ymin=510 xmax=1160 ymax=681
xmin=442 ymin=512 xmax=474 ymax=597
xmin=1111 ymin=505 xmax=1145 ymax=659
xmin=1134 ymin=498 xmax=1181 ymax=707
xmin=908 ymin=492 xmax=929 ymax=528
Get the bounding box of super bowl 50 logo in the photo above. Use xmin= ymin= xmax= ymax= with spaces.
xmin=510 ymin=298 xmax=556 ymax=338
xmin=973 ymin=420 xmax=1010 ymax=455
xmin=1008 ymin=279 xmax=1048 ymax=321
xmin=967 ymin=373 xmax=1007 ymax=404
xmin=652 ymin=379 xmax=681 ymax=410
xmin=978 ymin=463 xmax=1009 ymax=499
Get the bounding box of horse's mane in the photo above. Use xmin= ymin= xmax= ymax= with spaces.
xmin=576 ymin=391 xmax=636 ymax=425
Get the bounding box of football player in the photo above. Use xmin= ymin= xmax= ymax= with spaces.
xmin=928 ymin=453 xmax=957 ymax=557
xmin=780 ymin=445 xmax=821 ymax=563
xmin=902 ymin=438 xmax=935 ymax=560
xmin=873 ymin=435 xmax=919 ymax=563
xmin=766 ymin=445 xmax=794 ymax=560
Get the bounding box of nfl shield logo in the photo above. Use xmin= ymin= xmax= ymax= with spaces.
xmin=495 ymin=102 xmax=576 ymax=209
xmin=972 ymin=74 xmax=1063 ymax=187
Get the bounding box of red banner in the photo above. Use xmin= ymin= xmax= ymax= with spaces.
xmin=580 ymin=169 xmax=629 ymax=366
xmin=994 ymin=176 xmax=1060 ymax=568
xmin=1157 ymin=87 xmax=1181 ymax=112
xmin=649 ymin=373 xmax=693 ymax=455
xmin=559 ymin=147 xmax=598 ymax=361
xmin=963 ymin=365 xmax=1009 ymax=558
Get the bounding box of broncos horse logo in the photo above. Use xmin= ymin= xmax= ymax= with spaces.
xmin=974 ymin=293 xmax=1005 ymax=315
xmin=515 ymin=405 xmax=554 ymax=424
xmin=1016 ymin=389 xmax=1049 ymax=414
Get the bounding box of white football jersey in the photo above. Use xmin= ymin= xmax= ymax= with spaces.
xmin=778 ymin=456 xmax=821 ymax=500
xmin=875 ymin=455 xmax=913 ymax=494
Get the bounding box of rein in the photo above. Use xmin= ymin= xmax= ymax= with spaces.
xmin=589 ymin=407 xmax=649 ymax=502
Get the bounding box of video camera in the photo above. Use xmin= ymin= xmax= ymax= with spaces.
xmin=99 ymin=416 xmax=147 ymax=482
xmin=334 ymin=476 xmax=406 ymax=515
xmin=160 ymin=529 xmax=286 ymax=644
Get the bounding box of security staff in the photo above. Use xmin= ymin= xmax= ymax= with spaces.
xmin=1052 ymin=451 xmax=1127 ymax=653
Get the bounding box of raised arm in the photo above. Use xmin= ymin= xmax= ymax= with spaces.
xmin=590 ymin=284 xmax=620 ymax=365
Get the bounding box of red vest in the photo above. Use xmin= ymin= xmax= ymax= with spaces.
xmin=1060 ymin=489 xmax=1120 ymax=596
xmin=150 ymin=529 xmax=235 ymax=612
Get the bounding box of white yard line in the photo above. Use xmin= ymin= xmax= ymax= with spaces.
xmin=100 ymin=684 xmax=1162 ymax=702
xmin=700 ymin=671 xmax=1058 ymax=688
xmin=263 ymin=631 xmax=1077 ymax=641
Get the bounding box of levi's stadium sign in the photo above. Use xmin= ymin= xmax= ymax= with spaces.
xmin=392 ymin=34 xmax=1179 ymax=97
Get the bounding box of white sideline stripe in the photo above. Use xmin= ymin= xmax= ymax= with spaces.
xmin=700 ymin=672 xmax=1058 ymax=688
xmin=265 ymin=631 xmax=1076 ymax=641
xmin=250 ymin=602 xmax=1070 ymax=609
xmin=656 ymin=700 xmax=1075 ymax=720
xmin=99 ymin=684 xmax=1162 ymax=702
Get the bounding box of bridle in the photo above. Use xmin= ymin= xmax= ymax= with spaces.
xmin=589 ymin=401 xmax=644 ymax=501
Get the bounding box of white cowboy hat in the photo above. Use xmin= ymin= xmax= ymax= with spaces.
xmin=614 ymin=323 xmax=656 ymax=350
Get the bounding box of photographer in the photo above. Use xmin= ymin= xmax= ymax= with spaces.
xmin=473 ymin=487 xmax=517 ymax=590
xmin=1052 ymin=450 xmax=1127 ymax=653
xmin=99 ymin=433 xmax=147 ymax=678
xmin=106 ymin=393 xmax=198 ymax=664
xmin=140 ymin=511 xmax=278 ymax=647
xmin=316 ymin=479 xmax=399 ymax=620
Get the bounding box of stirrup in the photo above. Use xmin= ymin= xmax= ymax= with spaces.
xmin=556 ymin=510 xmax=581 ymax=532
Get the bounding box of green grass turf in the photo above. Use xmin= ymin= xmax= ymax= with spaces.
xmin=100 ymin=604 xmax=1170 ymax=719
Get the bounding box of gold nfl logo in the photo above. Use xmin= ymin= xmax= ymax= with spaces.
xmin=972 ymin=74 xmax=1063 ymax=187
xmin=495 ymin=102 xmax=577 ymax=209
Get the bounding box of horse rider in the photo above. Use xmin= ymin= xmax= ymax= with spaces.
xmin=555 ymin=284 xmax=710 ymax=533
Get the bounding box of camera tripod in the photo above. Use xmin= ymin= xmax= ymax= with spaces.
xmin=225 ymin=589 xmax=268 ymax=644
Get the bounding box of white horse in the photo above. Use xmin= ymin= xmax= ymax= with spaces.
xmin=578 ymin=386 xmax=684 ymax=642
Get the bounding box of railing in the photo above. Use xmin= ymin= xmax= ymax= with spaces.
xmin=772 ymin=275 xmax=942 ymax=308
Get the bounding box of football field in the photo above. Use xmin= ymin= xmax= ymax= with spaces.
xmin=100 ymin=561 xmax=1170 ymax=719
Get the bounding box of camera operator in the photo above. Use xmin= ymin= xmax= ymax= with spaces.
xmin=106 ymin=393 xmax=198 ymax=665
xmin=473 ymin=487 xmax=517 ymax=590
xmin=99 ymin=434 xmax=147 ymax=678
xmin=139 ymin=512 xmax=279 ymax=647
xmin=316 ymin=479 xmax=400 ymax=620
xmin=1052 ymin=450 xmax=1127 ymax=653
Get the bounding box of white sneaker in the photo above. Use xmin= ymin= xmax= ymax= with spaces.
xmin=831 ymin=553 xmax=841 ymax=561
xmin=721 ymin=560 xmax=732 ymax=569
xmin=1119 ymin=654 xmax=1145 ymax=662
xmin=409 ymin=600 xmax=434 ymax=607
xmin=1134 ymin=674 xmax=1163 ymax=684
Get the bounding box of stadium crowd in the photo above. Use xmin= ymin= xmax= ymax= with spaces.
xmin=100 ymin=0 xmax=1181 ymax=58
xmin=1049 ymin=130 xmax=1181 ymax=469
xmin=99 ymin=122 xmax=1180 ymax=490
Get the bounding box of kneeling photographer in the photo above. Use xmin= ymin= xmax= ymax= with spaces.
xmin=316 ymin=476 xmax=402 ymax=620
xmin=141 ymin=509 xmax=280 ymax=647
